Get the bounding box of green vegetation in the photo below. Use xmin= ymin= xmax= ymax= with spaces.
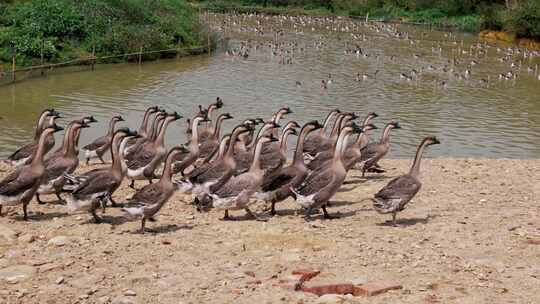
xmin=0 ymin=0 xmax=207 ymax=68
xmin=197 ymin=0 xmax=540 ymax=37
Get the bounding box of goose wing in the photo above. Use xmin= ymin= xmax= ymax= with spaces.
xmin=303 ymin=134 xmax=323 ymax=154
xmin=72 ymin=172 xmax=117 ymax=197
xmin=214 ymin=174 xmax=255 ymax=198
xmin=8 ymin=142 xmax=36 ymax=161
xmin=261 ymin=166 xmax=296 ymax=192
xmin=296 ymin=168 xmax=334 ymax=197
xmin=375 ymin=175 xmax=421 ymax=200
xmin=360 ymin=143 xmax=380 ymax=161
xmin=131 ymin=183 xmax=162 ymax=204
xmin=306 ymin=150 xmax=333 ymax=170
xmin=0 ymin=167 xmax=34 ymax=196
xmin=127 ymin=145 xmax=155 ymax=169
xmin=83 ymin=136 xmax=108 ymax=151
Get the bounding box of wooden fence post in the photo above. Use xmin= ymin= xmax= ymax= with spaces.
xmin=40 ymin=40 xmax=45 ymax=76
xmin=91 ymin=43 xmax=96 ymax=71
xmin=11 ymin=47 xmax=16 ymax=82
xmin=207 ymin=32 xmax=211 ymax=55
xmin=138 ymin=46 xmax=143 ymax=65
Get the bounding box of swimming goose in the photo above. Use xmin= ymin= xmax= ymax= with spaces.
xmin=257 ymin=120 xmax=323 ymax=215
xmin=292 ymin=123 xmax=363 ymax=220
xmin=36 ymin=120 xmax=90 ymax=204
xmin=64 ymin=128 xmax=139 ymax=223
xmin=6 ymin=110 xmax=61 ymax=167
xmin=210 ymin=135 xmax=278 ymax=220
xmin=82 ymin=115 xmax=124 ymax=165
xmin=122 ymin=145 xmax=190 ymax=233
xmin=0 ymin=124 xmax=64 ymax=219
xmin=373 ymin=136 xmax=440 ymax=226
xmin=126 ymin=112 xmax=182 ymax=188
xmin=181 ymin=124 xmax=254 ymax=197
xmin=303 ymin=109 xmax=340 ymax=157
xmin=197 ymin=113 xmax=233 ymax=160
xmin=360 ymin=121 xmax=401 ymax=177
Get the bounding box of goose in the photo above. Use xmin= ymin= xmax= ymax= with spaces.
xmin=234 ymin=121 xmax=280 ymax=174
xmin=126 ymin=112 xmax=182 ymax=188
xmin=360 ymin=121 xmax=401 ymax=177
xmin=303 ymin=109 xmax=340 ymax=157
xmin=124 ymin=110 xmax=166 ymax=157
xmin=122 ymin=145 xmax=190 ymax=233
xmin=171 ymin=114 xmax=211 ymax=174
xmin=82 ymin=115 xmax=124 ymax=165
xmin=199 ymin=97 xmax=224 ymax=141
xmin=210 ymin=135 xmax=278 ymax=220
xmin=137 ymin=106 xmax=160 ymax=139
xmin=260 ymin=123 xmax=298 ymax=174
xmin=257 ymin=120 xmax=323 ymax=215
xmin=181 ymin=124 xmax=254 ymax=197
xmin=307 ymin=112 xmax=377 ymax=171
xmin=64 ymin=128 xmax=139 ymax=223
xmin=36 ymin=120 xmax=91 ymax=204
xmin=0 ymin=124 xmax=64 ymax=220
xmin=373 ymin=136 xmax=440 ymax=226
xmin=49 ymin=116 xmax=98 ymax=159
xmin=291 ymin=123 xmax=363 ymax=220
xmin=197 ymin=113 xmax=233 ymax=160
xmin=343 ymin=123 xmax=378 ymax=170
xmin=6 ymin=110 xmax=61 ymax=167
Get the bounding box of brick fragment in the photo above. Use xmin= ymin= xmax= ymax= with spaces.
xmin=301 ymin=283 xmax=354 ymax=296
xmin=353 ymin=280 xmax=402 ymax=296
xmin=292 ymin=269 xmax=321 ymax=282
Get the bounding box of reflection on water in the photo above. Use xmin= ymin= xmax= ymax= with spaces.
xmin=0 ymin=14 xmax=539 ymax=159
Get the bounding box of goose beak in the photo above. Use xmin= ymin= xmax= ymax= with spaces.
xmin=432 ymin=137 xmax=441 ymax=145
xmin=366 ymin=123 xmax=377 ymax=130
xmin=117 ymin=116 xmax=125 ymax=122
xmin=80 ymin=123 xmax=90 ymax=129
xmin=87 ymin=116 xmax=98 ymax=123
xmin=370 ymin=112 xmax=378 ymax=118
xmin=351 ymin=123 xmax=363 ymax=133
xmin=52 ymin=124 xmax=64 ymax=132
xmin=290 ymin=129 xmax=299 ymax=136
xmin=268 ymin=135 xmax=279 ymax=142
xmin=171 ymin=112 xmax=183 ymax=120
xmin=127 ymin=130 xmax=139 ymax=137
xmin=284 ymin=108 xmax=293 ymax=114
xmin=393 ymin=122 xmax=401 ymax=129
xmin=255 ymin=118 xmax=265 ymax=124
xmin=224 ymin=113 xmax=233 ymax=119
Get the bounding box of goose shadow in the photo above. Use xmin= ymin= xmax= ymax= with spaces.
xmin=128 ymin=224 xmax=194 ymax=235
xmin=305 ymin=210 xmax=357 ymax=221
xmin=327 ymin=199 xmax=372 ymax=209
xmin=376 ymin=216 xmax=434 ymax=227
xmin=15 ymin=211 xmax=69 ymax=221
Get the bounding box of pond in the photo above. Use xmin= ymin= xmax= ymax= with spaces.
xmin=0 ymin=13 xmax=539 ymax=159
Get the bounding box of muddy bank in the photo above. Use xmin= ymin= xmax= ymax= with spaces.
xmin=480 ymin=30 xmax=540 ymax=50
xmin=0 ymin=158 xmax=539 ymax=303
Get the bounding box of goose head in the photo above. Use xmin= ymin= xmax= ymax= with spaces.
xmin=169 ymin=145 xmax=190 ymax=157
xmin=254 ymin=118 xmax=265 ymax=124
xmin=220 ymin=113 xmax=233 ymax=120
xmin=83 ymin=116 xmax=98 ymax=124
xmin=284 ymin=120 xmax=301 ymax=130
xmin=389 ymin=121 xmax=401 ymax=130
xmin=214 ymin=97 xmax=224 ymax=109
xmin=424 ymin=136 xmax=440 ymax=146
xmin=362 ymin=123 xmax=378 ymax=132
xmin=113 ymin=115 xmax=125 ymax=122
xmin=168 ymin=112 xmax=183 ymax=121
xmin=306 ymin=120 xmax=324 ymax=131
xmin=48 ymin=123 xmax=64 ymax=133
xmin=363 ymin=112 xmax=378 ymax=125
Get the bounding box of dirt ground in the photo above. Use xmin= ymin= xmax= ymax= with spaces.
xmin=0 ymin=158 xmax=539 ymax=304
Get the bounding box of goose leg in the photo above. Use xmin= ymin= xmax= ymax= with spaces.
xmin=392 ymin=212 xmax=397 ymax=227
xmin=91 ymin=209 xmax=102 ymax=223
xmin=108 ymin=194 xmax=118 ymax=207
xmin=0 ymin=205 xmax=3 ymax=216
xmin=270 ymin=202 xmax=277 ymax=216
xmin=55 ymin=192 xmax=64 ymax=202
xmin=22 ymin=203 xmax=28 ymax=221
xmin=86 ymin=158 xmax=90 ymax=166
xmin=140 ymin=218 xmax=146 ymax=234
xmin=36 ymin=194 xmax=46 ymax=205
xmin=303 ymin=206 xmax=313 ymax=221
xmin=129 ymin=180 xmax=135 ymax=189
xmin=321 ymin=205 xmax=335 ymax=219
xmin=245 ymin=207 xmax=267 ymax=222
xmin=223 ymin=210 xmax=231 ymax=220
xmin=98 ymin=156 xmax=106 ymax=164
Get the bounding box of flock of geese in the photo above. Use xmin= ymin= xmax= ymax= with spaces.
xmin=0 ymin=102 xmax=439 ymax=233
xmin=211 ymin=13 xmax=540 ymax=89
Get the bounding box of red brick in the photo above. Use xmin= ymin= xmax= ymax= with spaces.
xmin=353 ymin=281 xmax=402 ymax=296
xmin=292 ymin=269 xmax=321 ymax=282
xmin=301 ymin=283 xmax=354 ymax=296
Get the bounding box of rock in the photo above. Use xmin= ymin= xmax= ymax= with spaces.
xmin=48 ymin=236 xmax=69 ymax=246
xmin=56 ymin=277 xmax=65 ymax=284
xmin=282 ymin=252 xmax=301 ymax=262
xmin=0 ymin=224 xmax=18 ymax=244
xmin=98 ymin=296 xmax=110 ymax=304
xmin=302 ymin=284 xmax=355 ymax=296
xmin=350 ymin=277 xmax=368 ymax=286
xmin=0 ymin=265 xmax=36 ymax=283
xmin=315 ymin=294 xmax=347 ymax=304
xmin=112 ymin=296 xmax=135 ymax=304
xmin=124 ymin=290 xmax=137 ymax=296
xmin=353 ymin=280 xmax=402 ymax=296
xmin=19 ymin=234 xmax=36 ymax=244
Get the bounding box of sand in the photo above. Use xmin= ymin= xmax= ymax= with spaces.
xmin=0 ymin=158 xmax=539 ymax=304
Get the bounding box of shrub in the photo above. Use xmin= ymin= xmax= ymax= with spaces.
xmin=507 ymin=0 xmax=540 ymax=39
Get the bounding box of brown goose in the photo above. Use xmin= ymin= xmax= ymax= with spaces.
xmin=210 ymin=135 xmax=278 ymax=220
xmin=234 ymin=121 xmax=280 ymax=174
xmin=260 ymin=123 xmax=298 ymax=174
xmin=171 ymin=115 xmax=211 ymax=174
xmin=302 ymin=109 xmax=340 ymax=157
xmin=292 ymin=123 xmax=363 ymax=220
xmin=343 ymin=123 xmax=378 ymax=170
xmin=64 ymin=128 xmax=138 ymax=223
xmin=36 ymin=120 xmax=91 ymax=204
xmin=360 ymin=121 xmax=401 ymax=177
xmin=124 ymin=110 xmax=166 ymax=157
xmin=0 ymin=124 xmax=64 ymax=219
xmin=267 ymin=107 xmax=293 ymax=137
xmin=126 ymin=112 xmax=182 ymax=188
xmin=198 ymin=113 xmax=233 ymax=160
xmin=199 ymin=97 xmax=224 ymax=141
xmin=6 ymin=110 xmax=61 ymax=167
xmin=373 ymin=136 xmax=440 ymax=226
xmin=257 ymin=120 xmax=324 ymax=215
xmin=179 ymin=124 xmax=254 ymax=196
xmin=122 ymin=145 xmax=190 ymax=233
xmin=50 ymin=116 xmax=98 ymax=159
xmin=137 ymin=106 xmax=160 ymax=139
xmin=82 ymin=115 xmax=124 ymax=165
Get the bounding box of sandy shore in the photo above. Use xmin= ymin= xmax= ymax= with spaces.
xmin=0 ymin=158 xmax=539 ymax=304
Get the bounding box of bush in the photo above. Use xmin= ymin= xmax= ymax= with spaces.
xmin=507 ymin=0 xmax=540 ymax=39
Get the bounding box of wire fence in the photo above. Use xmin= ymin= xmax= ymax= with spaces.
xmin=0 ymin=35 xmax=222 ymax=86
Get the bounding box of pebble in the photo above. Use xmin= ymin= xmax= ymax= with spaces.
xmin=315 ymin=294 xmax=347 ymax=304
xmin=0 ymin=265 xmax=36 ymax=283
xmin=124 ymin=290 xmax=137 ymax=296
xmin=48 ymin=236 xmax=69 ymax=246
xmin=112 ymin=296 xmax=135 ymax=304
xmin=18 ymin=234 xmax=36 ymax=243
xmin=56 ymin=277 xmax=65 ymax=284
